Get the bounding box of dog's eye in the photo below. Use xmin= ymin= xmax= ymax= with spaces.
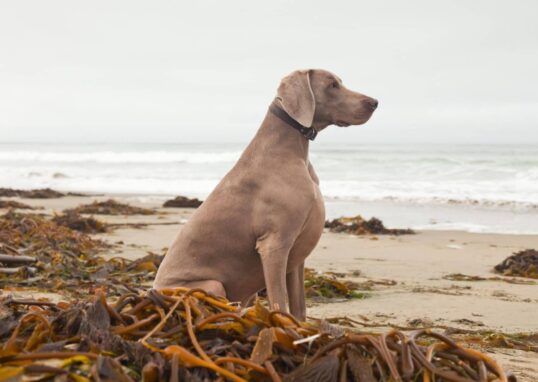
xmin=331 ymin=81 xmax=339 ymax=89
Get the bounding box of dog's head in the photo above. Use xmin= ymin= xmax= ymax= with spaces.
xmin=276 ymin=69 xmax=377 ymax=131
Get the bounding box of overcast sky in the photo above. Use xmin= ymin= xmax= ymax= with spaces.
xmin=1 ymin=0 xmax=537 ymax=144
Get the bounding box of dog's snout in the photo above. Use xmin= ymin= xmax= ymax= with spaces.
xmin=364 ymin=98 xmax=378 ymax=111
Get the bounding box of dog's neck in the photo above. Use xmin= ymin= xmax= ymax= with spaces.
xmin=246 ymin=108 xmax=310 ymax=162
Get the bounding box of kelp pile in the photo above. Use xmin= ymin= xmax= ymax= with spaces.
xmin=325 ymin=215 xmax=414 ymax=236
xmin=0 ymin=288 xmax=516 ymax=381
xmin=52 ymin=211 xmax=108 ymax=234
xmin=66 ymin=199 xmax=155 ymax=216
xmin=0 ymin=187 xmax=69 ymax=199
xmin=0 ymin=200 xmax=35 ymax=210
xmin=163 ymin=196 xmax=203 ymax=208
xmin=0 ymin=211 xmax=162 ymax=297
xmin=494 ymin=249 xmax=538 ymax=279
xmin=304 ymin=268 xmax=366 ymax=300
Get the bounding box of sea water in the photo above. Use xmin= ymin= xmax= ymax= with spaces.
xmin=1 ymin=143 xmax=537 ymax=234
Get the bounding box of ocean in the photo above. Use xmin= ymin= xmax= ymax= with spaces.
xmin=1 ymin=143 xmax=537 ymax=234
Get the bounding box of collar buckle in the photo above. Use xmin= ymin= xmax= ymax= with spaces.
xmin=303 ymin=127 xmax=317 ymax=141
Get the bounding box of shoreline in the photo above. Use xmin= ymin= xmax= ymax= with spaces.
xmin=4 ymin=188 xmax=538 ymax=234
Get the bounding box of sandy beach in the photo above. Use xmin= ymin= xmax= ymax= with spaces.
xmin=3 ymin=193 xmax=538 ymax=380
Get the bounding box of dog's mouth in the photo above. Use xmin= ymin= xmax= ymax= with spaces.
xmin=335 ymin=109 xmax=376 ymax=127
xmin=335 ymin=120 xmax=351 ymax=127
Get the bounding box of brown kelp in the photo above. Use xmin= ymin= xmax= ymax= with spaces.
xmin=0 ymin=187 xmax=68 ymax=199
xmin=303 ymin=268 xmax=367 ymax=300
xmin=0 ymin=211 xmax=161 ymax=297
xmin=163 ymin=196 xmax=203 ymax=208
xmin=325 ymin=215 xmax=415 ymax=235
xmin=326 ymin=316 xmax=538 ymax=353
xmin=52 ymin=211 xmax=109 ymax=233
xmin=0 ymin=288 xmax=516 ymax=381
xmin=258 ymin=269 xmax=369 ymax=303
xmin=66 ymin=199 xmax=155 ymax=215
xmin=494 ymin=249 xmax=538 ymax=279
xmin=443 ymin=273 xmax=535 ymax=285
xmin=0 ymin=200 xmax=35 ymax=210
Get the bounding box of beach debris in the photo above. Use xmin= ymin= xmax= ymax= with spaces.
xmin=411 ymin=286 xmax=469 ymax=296
xmin=0 ymin=210 xmax=167 ymax=297
xmin=494 ymin=249 xmax=538 ymax=279
xmin=304 ymin=268 xmax=367 ymax=300
xmin=460 ymin=332 xmax=538 ymax=354
xmin=66 ymin=199 xmax=155 ymax=215
xmin=0 ymin=200 xmax=35 ymax=210
xmin=408 ymin=318 xmax=435 ymax=328
xmin=163 ymin=195 xmax=203 ymax=208
xmin=452 ymin=318 xmax=485 ymax=327
xmin=443 ymin=273 xmax=536 ymax=285
xmin=52 ymin=211 xmax=109 ymax=233
xmin=0 ymin=288 xmax=517 ymax=382
xmin=0 ymin=210 xmax=107 ymax=290
xmin=0 ymin=187 xmax=65 ymax=199
xmin=258 ymin=269 xmax=369 ymax=302
xmin=325 ymin=215 xmax=415 ymax=235
xmin=327 ymin=315 xmax=538 ymax=354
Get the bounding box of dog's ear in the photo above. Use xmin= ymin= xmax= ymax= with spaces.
xmin=276 ymin=70 xmax=316 ymax=127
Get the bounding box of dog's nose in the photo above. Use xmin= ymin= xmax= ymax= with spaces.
xmin=365 ymin=98 xmax=378 ymax=110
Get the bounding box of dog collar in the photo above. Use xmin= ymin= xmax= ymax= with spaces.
xmin=269 ymin=100 xmax=318 ymax=141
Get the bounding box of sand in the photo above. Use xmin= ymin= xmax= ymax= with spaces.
xmin=3 ymin=194 xmax=538 ymax=380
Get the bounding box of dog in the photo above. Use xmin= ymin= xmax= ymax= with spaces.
xmin=154 ymin=69 xmax=377 ymax=320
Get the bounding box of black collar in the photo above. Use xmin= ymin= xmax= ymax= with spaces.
xmin=269 ymin=100 xmax=318 ymax=141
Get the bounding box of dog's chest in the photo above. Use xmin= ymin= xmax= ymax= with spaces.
xmin=288 ymin=182 xmax=325 ymax=267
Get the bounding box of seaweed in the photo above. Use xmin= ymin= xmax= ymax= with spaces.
xmin=66 ymin=199 xmax=155 ymax=215
xmin=303 ymin=268 xmax=368 ymax=300
xmin=0 ymin=187 xmax=65 ymax=199
xmin=52 ymin=211 xmax=109 ymax=233
xmin=443 ymin=273 xmax=535 ymax=285
xmin=0 ymin=211 xmax=107 ymax=293
xmin=163 ymin=196 xmax=203 ymax=208
xmin=325 ymin=215 xmax=415 ymax=235
xmin=327 ymin=315 xmax=538 ymax=354
xmin=0 ymin=211 xmax=164 ymax=297
xmin=0 ymin=288 xmax=517 ymax=381
xmin=494 ymin=249 xmax=538 ymax=279
xmin=0 ymin=200 xmax=35 ymax=210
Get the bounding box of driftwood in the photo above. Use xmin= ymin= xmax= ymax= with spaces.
xmin=0 ymin=254 xmax=36 ymax=264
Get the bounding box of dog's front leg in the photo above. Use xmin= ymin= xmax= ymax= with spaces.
xmin=286 ymin=263 xmax=306 ymax=320
xmin=257 ymin=240 xmax=291 ymax=313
